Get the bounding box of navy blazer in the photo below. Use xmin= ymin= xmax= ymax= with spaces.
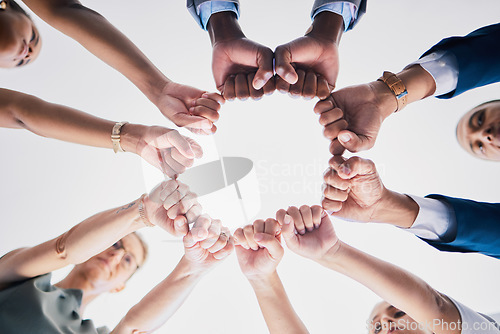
xmin=420 ymin=194 xmax=500 ymax=259
xmin=421 ymin=23 xmax=500 ymax=99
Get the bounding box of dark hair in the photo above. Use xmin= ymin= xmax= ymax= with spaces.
xmin=6 ymin=0 xmax=30 ymax=18
xmin=474 ymin=99 xmax=500 ymax=109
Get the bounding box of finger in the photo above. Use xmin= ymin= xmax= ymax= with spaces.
xmin=171 ymin=113 xmax=213 ymax=130
xmin=311 ymin=205 xmax=323 ymax=229
xmin=173 ymin=215 xmax=189 ymax=237
xmin=253 ymin=219 xmax=265 ymax=235
xmin=213 ymin=234 xmax=234 ymax=260
xmin=316 ymin=76 xmax=331 ymax=100
xmin=275 ymin=75 xmax=290 ymax=94
xmin=303 ymin=71 xmax=317 ymax=99
xmin=299 ymin=205 xmax=314 ymax=232
xmin=289 ymin=69 xmax=306 ymax=97
xmin=192 ymin=97 xmax=222 ymax=112
xmin=253 ymin=47 xmax=274 ymax=90
xmin=185 ymin=203 xmax=202 ymax=224
xmin=313 ymin=97 xmax=334 ymax=114
xmin=170 ymin=148 xmax=194 ymax=168
xmin=338 ymin=156 xmax=377 ymax=179
xmin=264 ymin=218 xmax=281 ymax=239
xmin=243 ymin=224 xmax=259 ymax=251
xmin=281 ymin=214 xmax=299 ymax=249
xmin=223 ymin=76 xmax=236 ymax=101
xmin=329 ymin=139 xmax=346 ymax=156
xmin=189 ymin=105 xmax=220 ymax=123
xmin=247 ymin=73 xmax=264 ymax=100
xmin=235 ymin=73 xmax=250 ymax=100
xmin=163 ymin=182 xmax=189 ymax=210
xmin=190 ymin=214 xmax=212 ymax=242
xmin=208 ymin=228 xmax=230 ymax=253
xmin=201 ymin=92 xmax=225 ymax=106
xmin=276 ymin=209 xmax=287 ymax=227
xmin=262 ymin=76 xmax=276 ymax=96
xmin=323 ymin=184 xmax=349 ymax=202
xmin=321 ymin=197 xmax=343 ymax=213
xmin=337 ymin=129 xmax=375 ymax=153
xmin=185 ymin=137 xmax=203 ymax=158
xmin=158 ymin=180 xmax=180 ymax=202
xmin=323 ymin=119 xmax=348 ymax=140
xmin=163 ymin=151 xmax=187 ymax=175
xmin=253 ymin=233 xmax=284 ymax=260
xmin=275 ymin=45 xmax=298 ymax=84
xmin=200 ymin=219 xmax=222 ymax=249
xmin=233 ymin=227 xmax=249 ymax=250
xmin=323 ymin=168 xmax=350 ymax=190
xmin=167 ymin=192 xmax=197 ymax=219
xmin=287 ymin=206 xmax=305 ymax=235
xmin=318 ymin=108 xmax=343 ymax=126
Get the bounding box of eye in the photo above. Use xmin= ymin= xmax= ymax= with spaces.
xmin=30 ymin=28 xmax=36 ymax=43
xmin=394 ymin=311 xmax=406 ymax=318
xmin=374 ymin=323 xmax=382 ymax=334
xmin=123 ymin=254 xmax=132 ymax=265
xmin=16 ymin=60 xmax=25 ymax=67
xmin=478 ymin=142 xmax=485 ymax=154
xmin=112 ymin=241 xmax=122 ymax=250
xmin=477 ymin=110 xmax=485 ymax=127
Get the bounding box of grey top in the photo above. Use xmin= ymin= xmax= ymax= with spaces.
xmin=0 ymin=273 xmax=109 ymax=334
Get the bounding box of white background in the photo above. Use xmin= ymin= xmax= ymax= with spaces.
xmin=1 ymin=0 xmax=499 ymax=333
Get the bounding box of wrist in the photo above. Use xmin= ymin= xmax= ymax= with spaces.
xmin=368 ymin=80 xmax=400 ymax=119
xmin=317 ymin=240 xmax=344 ymax=267
xmin=119 ymin=123 xmax=147 ymax=154
xmin=176 ymin=256 xmax=207 ymax=280
xmin=247 ymin=271 xmax=280 ymax=291
xmin=207 ymin=11 xmax=245 ymax=45
xmin=371 ymin=188 xmax=419 ymax=228
xmin=397 ymin=64 xmax=436 ymax=102
xmin=306 ymin=11 xmax=344 ymax=44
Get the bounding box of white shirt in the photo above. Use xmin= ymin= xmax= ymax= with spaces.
xmin=448 ymin=296 xmax=500 ymax=334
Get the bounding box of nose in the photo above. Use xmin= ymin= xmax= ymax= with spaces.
xmin=482 ymin=126 xmax=493 ymax=142
xmin=380 ymin=315 xmax=394 ymax=334
xmin=108 ymin=248 xmax=125 ymax=266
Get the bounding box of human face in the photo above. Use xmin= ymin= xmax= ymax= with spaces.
xmin=0 ymin=7 xmax=41 ymax=68
xmin=368 ymin=302 xmax=432 ymax=334
xmin=456 ymin=101 xmax=500 ymax=161
xmin=76 ymin=234 xmax=146 ymax=293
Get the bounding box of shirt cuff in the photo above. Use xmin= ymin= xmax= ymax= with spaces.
xmin=402 ymin=195 xmax=454 ymax=241
xmin=198 ymin=1 xmax=240 ymax=31
xmin=409 ymin=51 xmax=459 ymax=97
xmin=312 ymin=2 xmax=358 ymax=32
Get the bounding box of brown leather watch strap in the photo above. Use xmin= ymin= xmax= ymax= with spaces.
xmin=377 ymin=71 xmax=408 ymax=112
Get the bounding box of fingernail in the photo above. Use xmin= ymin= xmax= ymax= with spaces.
xmin=285 ymin=73 xmax=296 ymax=83
xmin=339 ymin=133 xmax=351 ymax=142
xmin=253 ymin=96 xmax=262 ymax=101
xmin=314 ymin=224 xmax=320 ymax=229
xmin=341 ymin=165 xmax=351 ymax=175
xmin=284 ymin=215 xmax=292 ymax=225
xmin=326 ymin=210 xmax=334 ymax=215
xmin=298 ymin=229 xmax=306 ymax=235
xmin=254 ymin=79 xmax=264 ymax=89
xmin=306 ymin=227 xmax=313 ymax=232
xmin=202 ymin=93 xmax=209 ymax=98
xmin=278 ymin=89 xmax=287 ymax=94
xmin=254 ymin=233 xmax=263 ymax=242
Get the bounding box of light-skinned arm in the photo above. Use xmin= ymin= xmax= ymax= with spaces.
xmin=234 ymin=218 xmax=309 ymax=334
xmin=0 ymin=180 xmax=197 ymax=289
xmin=21 ymin=0 xmax=224 ymax=133
xmin=277 ymin=205 xmax=461 ymax=334
xmin=111 ymin=215 xmax=234 ymax=333
xmin=0 ymin=88 xmax=204 ymax=177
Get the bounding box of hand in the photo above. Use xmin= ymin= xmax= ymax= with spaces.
xmin=322 ymin=156 xmax=385 ymax=222
xmin=122 ymin=125 xmax=203 ymax=178
xmin=143 ymin=180 xmax=203 ymax=236
xmin=183 ymin=215 xmax=234 ymax=272
xmin=234 ymin=218 xmax=283 ymax=280
xmin=156 ymin=82 xmax=225 ymax=135
xmin=208 ymin=12 xmax=275 ymax=100
xmin=275 ymin=36 xmax=338 ymax=99
xmin=276 ymin=205 xmax=339 ymax=261
xmin=314 ymin=81 xmax=397 ymax=155
xmin=274 ymin=11 xmax=344 ymax=99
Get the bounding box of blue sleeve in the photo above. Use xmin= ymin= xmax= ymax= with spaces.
xmin=311 ymin=0 xmax=366 ymax=30
xmin=418 ymin=194 xmax=500 ymax=260
xmin=187 ymin=0 xmax=240 ymax=30
xmin=420 ymin=23 xmax=500 ymax=99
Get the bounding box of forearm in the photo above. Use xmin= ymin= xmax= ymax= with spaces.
xmin=317 ymin=243 xmax=459 ymax=332
xmin=370 ymin=188 xmax=419 ymax=228
xmin=112 ymin=256 xmax=203 ymax=334
xmin=207 ymin=11 xmax=244 ymax=45
xmin=248 ymin=272 xmax=309 ymax=334
xmin=0 ymin=88 xmax=144 ymax=153
xmin=0 ymin=197 xmax=146 ymax=286
xmin=22 ymin=1 xmax=168 ymax=104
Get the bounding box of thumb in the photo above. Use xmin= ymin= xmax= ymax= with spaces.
xmin=254 ymin=233 xmax=284 ymax=260
xmin=167 ymin=131 xmax=195 ymax=159
xmin=274 ymin=46 xmax=298 ymax=85
xmin=174 ymin=215 xmax=189 ymax=237
xmin=280 ymin=214 xmax=299 ymax=249
xmin=337 ymin=130 xmax=373 ymax=153
xmin=253 ymin=48 xmax=274 ymax=90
